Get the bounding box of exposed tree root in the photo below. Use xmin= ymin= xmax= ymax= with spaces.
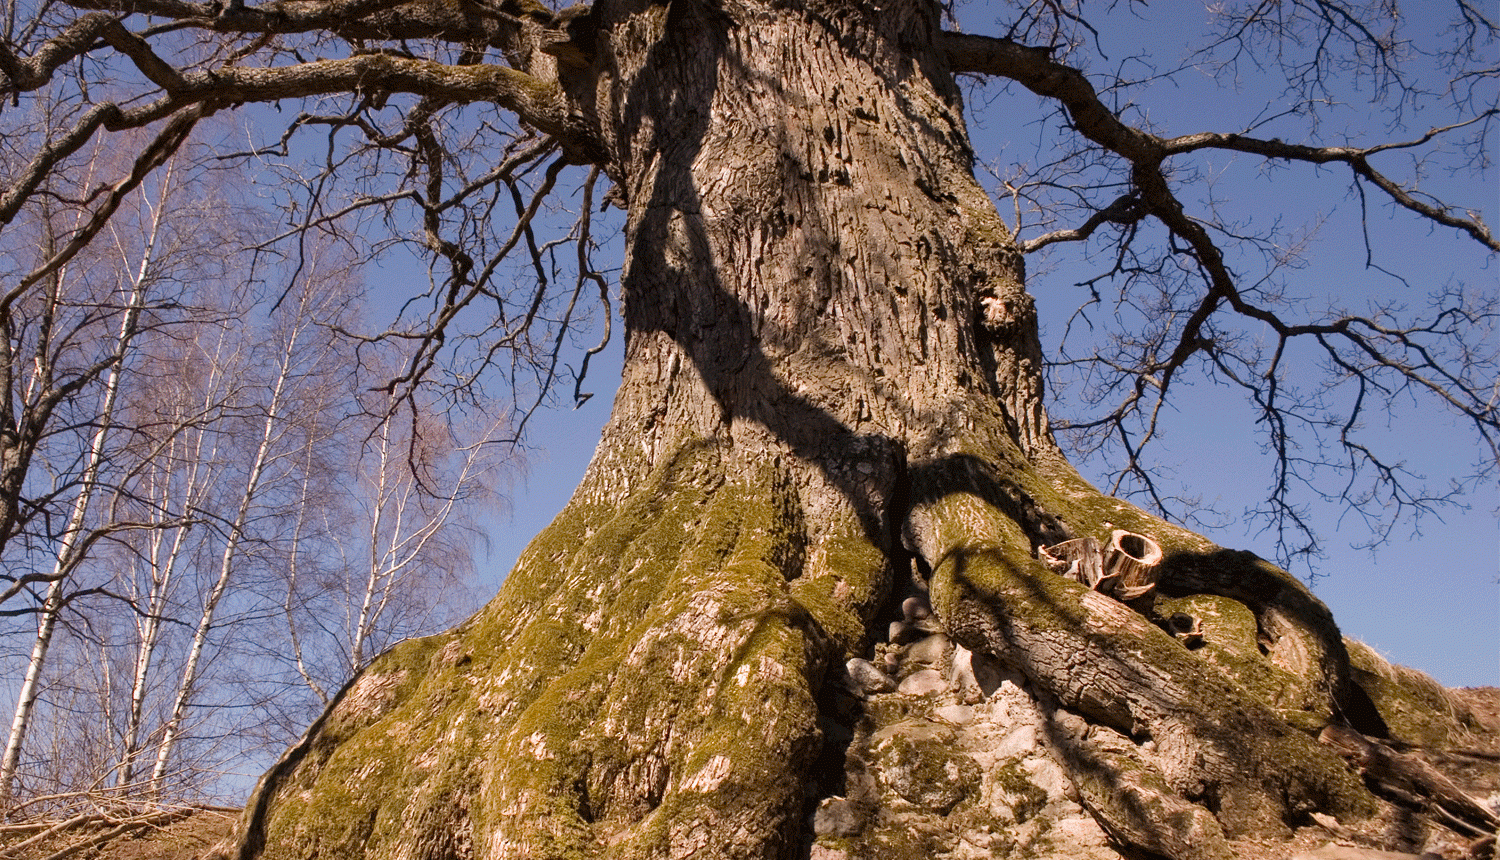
xmin=222 ymin=436 xmax=1493 ymax=860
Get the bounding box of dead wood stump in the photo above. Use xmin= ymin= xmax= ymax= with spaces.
xmin=1040 ymin=530 xmax=1163 ymax=614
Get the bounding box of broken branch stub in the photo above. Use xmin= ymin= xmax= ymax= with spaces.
xmin=1167 ymin=612 xmax=1205 ymax=646
xmin=1039 ymin=530 xmax=1163 ymax=612
xmin=1104 ymin=529 xmax=1163 ymax=611
xmin=1037 ymin=536 xmax=1103 ymax=587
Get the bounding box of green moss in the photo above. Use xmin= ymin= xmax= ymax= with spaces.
xmin=1155 ymin=595 xmax=1257 ymax=651
xmin=246 ymin=420 xmax=1415 ymax=859
xmin=983 ymin=449 xmax=1356 ymax=733
xmin=792 ymin=525 xmax=888 ymax=655
xmin=249 ymin=434 xmax=841 ymax=860
xmin=1345 ymin=638 xmax=1475 ymax=747
xmin=992 ymin=760 xmax=1048 ymax=822
xmin=255 ymin=626 xmax=514 ymax=858
xmin=1153 ymin=594 xmax=1313 ymax=719
xmin=933 ymin=544 xmax=1089 ymax=649
xmin=877 ymin=733 xmax=978 ymax=813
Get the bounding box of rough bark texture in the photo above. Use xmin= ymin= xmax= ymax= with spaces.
xmin=221 ymin=1 xmax=1497 ymax=859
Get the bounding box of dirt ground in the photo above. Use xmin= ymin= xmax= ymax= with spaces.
xmin=1456 ymin=687 xmax=1500 ymax=739
xmin=93 ymin=810 xmax=235 ymax=860
xmin=1446 ymin=686 xmax=1500 ymax=797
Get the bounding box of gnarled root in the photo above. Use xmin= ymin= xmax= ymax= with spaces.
xmin=931 ymin=547 xmax=1375 ymax=859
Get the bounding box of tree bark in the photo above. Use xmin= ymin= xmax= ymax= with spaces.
xmin=223 ymin=1 xmax=1475 ymax=858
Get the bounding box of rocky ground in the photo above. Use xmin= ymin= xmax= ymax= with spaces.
xmin=3 ymin=689 xmax=1495 ymax=860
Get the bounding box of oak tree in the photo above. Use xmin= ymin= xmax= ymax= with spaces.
xmin=2 ymin=0 xmax=1496 ymax=858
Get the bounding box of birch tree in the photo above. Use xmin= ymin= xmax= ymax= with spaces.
xmin=0 ymin=150 xmax=206 ymax=807
xmin=110 ymin=308 xmax=246 ymax=792
xmin=145 ymin=271 xmax=347 ymax=798
xmin=343 ymin=400 xmax=497 ymax=675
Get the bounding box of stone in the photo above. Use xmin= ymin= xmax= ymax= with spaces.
xmin=993 ymin=724 xmax=1039 ymax=760
xmin=812 ymin=796 xmax=861 ymax=837
xmin=902 ymin=595 xmax=931 ymax=621
xmin=968 ymin=648 xmax=1006 ymax=696
xmin=1045 ymin=815 xmax=1115 ymax=852
xmin=846 ymin=658 xmax=896 ymax=695
xmin=888 ymin=620 xmax=912 ymax=643
xmin=948 ymin=645 xmax=979 ymax=700
xmin=903 ymin=632 xmax=950 ymax=667
xmin=877 ymin=734 xmax=978 ymax=813
xmin=897 ymin=668 xmax=946 ymax=696
xmin=934 ymin=704 xmax=974 ymax=725
xmin=949 ymin=644 xmax=1005 ymax=700
xmin=881 ymin=649 xmax=900 ymax=674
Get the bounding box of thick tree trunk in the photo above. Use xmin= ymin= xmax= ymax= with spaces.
xmin=224 ymin=1 xmax=1489 ymax=858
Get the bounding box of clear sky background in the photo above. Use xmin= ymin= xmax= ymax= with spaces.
xmin=465 ymin=1 xmax=1497 ymax=689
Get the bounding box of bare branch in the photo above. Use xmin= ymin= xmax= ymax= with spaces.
xmin=1017 ymin=192 xmax=1146 ymax=253
xmin=943 ymin=31 xmax=1498 ymax=252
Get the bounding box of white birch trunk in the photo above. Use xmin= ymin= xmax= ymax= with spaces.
xmin=147 ymin=286 xmax=319 ymax=797
xmin=347 ymin=404 xmax=491 ymax=674
xmin=0 ymin=257 xmax=149 ymax=805
xmin=348 ymin=419 xmax=393 ymax=674
xmin=283 ymin=446 xmax=329 ymax=705
xmin=117 ymin=400 xmax=224 ymax=789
